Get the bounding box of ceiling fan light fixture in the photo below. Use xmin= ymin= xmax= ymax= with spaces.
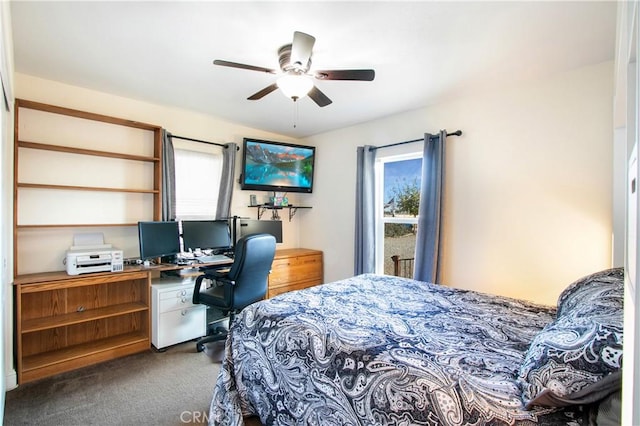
xmin=213 ymin=31 xmax=373 ymax=107
xmin=277 ymin=74 xmax=313 ymax=100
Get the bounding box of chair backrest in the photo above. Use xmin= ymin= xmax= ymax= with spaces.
xmin=227 ymin=233 xmax=276 ymax=309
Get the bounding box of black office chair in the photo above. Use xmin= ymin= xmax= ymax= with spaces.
xmin=192 ymin=233 xmax=276 ymax=352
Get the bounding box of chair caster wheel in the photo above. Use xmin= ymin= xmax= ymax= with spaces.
xmin=196 ymin=342 xmax=205 ymax=352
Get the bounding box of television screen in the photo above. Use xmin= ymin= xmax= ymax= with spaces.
xmin=237 ymin=219 xmax=283 ymax=244
xmin=240 ymin=138 xmax=315 ymax=193
xmin=138 ymin=221 xmax=181 ymax=260
xmin=182 ymin=220 xmax=232 ymax=252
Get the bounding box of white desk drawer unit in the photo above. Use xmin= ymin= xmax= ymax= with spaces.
xmin=151 ymin=276 xmax=206 ymax=350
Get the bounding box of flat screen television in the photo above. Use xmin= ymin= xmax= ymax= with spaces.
xmin=240 ymin=138 xmax=315 ymax=193
xmin=181 ymin=220 xmax=232 ymax=253
xmin=138 ymin=221 xmax=181 ymax=261
xmin=236 ymin=219 xmax=283 ymax=244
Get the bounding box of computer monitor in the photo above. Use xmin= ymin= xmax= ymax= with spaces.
xmin=237 ymin=219 xmax=283 ymax=244
xmin=137 ymin=221 xmax=181 ymax=261
xmin=181 ymin=220 xmax=232 ymax=252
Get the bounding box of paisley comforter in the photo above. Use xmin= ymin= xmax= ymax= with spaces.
xmin=210 ymin=274 xmax=591 ymax=425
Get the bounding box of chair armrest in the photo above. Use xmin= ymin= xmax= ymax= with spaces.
xmin=215 ymin=275 xmax=236 ymax=286
xmin=193 ymin=274 xmax=208 ymax=304
xmin=198 ymin=265 xmax=230 ymax=275
xmin=192 ymin=272 xmax=236 ymax=304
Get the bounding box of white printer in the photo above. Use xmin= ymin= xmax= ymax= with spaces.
xmin=66 ymin=233 xmax=124 ymax=275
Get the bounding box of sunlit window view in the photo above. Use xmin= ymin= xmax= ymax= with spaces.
xmin=382 ymin=156 xmax=422 ymax=277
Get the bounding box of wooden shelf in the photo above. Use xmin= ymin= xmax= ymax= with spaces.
xmin=18 ymin=140 xmax=159 ymax=163
xmin=22 ymin=302 xmax=149 ymax=333
xmin=23 ymin=332 xmax=148 ymax=371
xmin=15 ymin=269 xmax=148 ymax=287
xmin=15 ymin=99 xmax=160 ymax=131
xmin=21 ymin=332 xmax=149 ymax=382
xmin=16 ymin=223 xmax=140 ymax=229
xmin=17 ymin=182 xmax=159 ymax=194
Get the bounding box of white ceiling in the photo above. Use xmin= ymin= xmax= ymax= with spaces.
xmin=10 ymin=1 xmax=617 ymax=138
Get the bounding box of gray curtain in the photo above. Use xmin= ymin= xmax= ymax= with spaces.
xmin=413 ymin=130 xmax=447 ymax=283
xmin=354 ymin=145 xmax=376 ymax=275
xmin=161 ymin=130 xmax=176 ymax=220
xmin=216 ymin=142 xmax=237 ymax=220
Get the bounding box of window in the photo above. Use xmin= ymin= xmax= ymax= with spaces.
xmin=174 ymin=148 xmax=223 ymax=220
xmin=375 ymin=152 xmax=422 ymax=277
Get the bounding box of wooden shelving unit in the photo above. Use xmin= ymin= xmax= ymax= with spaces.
xmin=15 ymin=270 xmax=151 ymax=384
xmin=13 ymin=99 xmax=162 ymax=248
xmin=12 ymin=99 xmax=163 ymax=384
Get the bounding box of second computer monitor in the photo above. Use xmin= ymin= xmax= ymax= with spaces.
xmin=237 ymin=219 xmax=283 ymax=244
xmin=182 ymin=220 xmax=232 ymax=252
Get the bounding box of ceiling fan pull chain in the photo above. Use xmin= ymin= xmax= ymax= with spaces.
xmin=293 ymin=100 xmax=299 ymax=128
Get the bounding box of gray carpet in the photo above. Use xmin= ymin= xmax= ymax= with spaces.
xmin=3 ymin=341 xmax=225 ymax=426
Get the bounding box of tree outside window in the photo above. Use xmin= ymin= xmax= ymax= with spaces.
xmin=378 ymin=155 xmax=422 ymax=277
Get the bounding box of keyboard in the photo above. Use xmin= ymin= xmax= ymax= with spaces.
xmin=195 ymin=254 xmax=233 ymax=264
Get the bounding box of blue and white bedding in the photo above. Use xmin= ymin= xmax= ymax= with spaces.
xmin=210 ymin=272 xmax=622 ymax=425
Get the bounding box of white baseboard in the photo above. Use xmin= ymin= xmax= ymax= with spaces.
xmin=5 ymin=368 xmax=17 ymax=391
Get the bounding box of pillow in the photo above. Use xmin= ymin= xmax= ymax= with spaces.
xmin=518 ymin=268 xmax=624 ymax=409
xmin=556 ymin=268 xmax=624 ymax=317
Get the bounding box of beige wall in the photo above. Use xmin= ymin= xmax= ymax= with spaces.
xmin=302 ymin=61 xmax=614 ymax=306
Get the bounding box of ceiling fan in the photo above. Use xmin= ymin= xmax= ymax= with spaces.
xmin=213 ymin=31 xmax=375 ymax=107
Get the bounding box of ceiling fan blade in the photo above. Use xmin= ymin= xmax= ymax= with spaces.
xmin=314 ymin=69 xmax=375 ymax=81
xmin=308 ymin=86 xmax=332 ymax=107
xmin=213 ymin=59 xmax=277 ymax=74
xmin=247 ymin=83 xmax=279 ymax=100
xmin=290 ymin=31 xmax=315 ymax=70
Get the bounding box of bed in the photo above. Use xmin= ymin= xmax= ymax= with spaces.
xmin=209 ymin=269 xmax=623 ymax=425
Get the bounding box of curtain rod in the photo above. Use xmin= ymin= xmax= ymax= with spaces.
xmin=369 ymin=130 xmax=462 ymax=151
xmin=169 ymin=134 xmax=239 ymax=150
